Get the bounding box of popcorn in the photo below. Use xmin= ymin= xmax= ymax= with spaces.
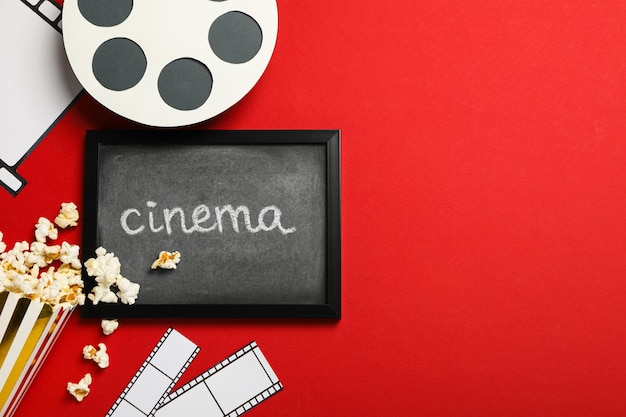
xmin=116 ymin=277 xmax=140 ymax=305
xmin=1 ymin=241 xmax=29 ymax=274
xmin=25 ymin=242 xmax=49 ymax=268
xmin=36 ymin=267 xmax=60 ymax=302
xmin=151 ymin=250 xmax=181 ymax=270
xmin=67 ymin=373 xmax=92 ymax=402
xmin=0 ymin=203 xmax=85 ymax=308
xmin=85 ymin=247 xmax=122 ymax=288
xmin=34 ymin=217 xmax=58 ymax=243
xmin=101 ymin=319 xmax=119 ymax=336
xmin=0 ymin=243 xmax=84 ymax=307
xmin=60 ymin=242 xmax=81 ymax=270
xmin=31 ymin=265 xmax=86 ymax=307
xmin=0 ymin=204 xmax=87 ymax=411
xmin=8 ymin=270 xmax=36 ymax=296
xmin=87 ymin=285 xmax=118 ymax=305
xmin=83 ymin=343 xmax=110 ymax=368
xmin=85 ymin=247 xmax=140 ymax=306
xmin=54 ymin=202 xmax=79 ymax=229
xmin=27 ymin=242 xmax=61 ymax=266
xmin=59 ymin=282 xmax=86 ymax=307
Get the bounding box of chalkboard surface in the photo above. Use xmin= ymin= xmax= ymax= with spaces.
xmin=81 ymin=130 xmax=341 ymax=318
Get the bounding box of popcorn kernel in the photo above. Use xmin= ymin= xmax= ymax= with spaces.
xmin=67 ymin=373 xmax=92 ymax=402
xmin=151 ymin=250 xmax=181 ymax=270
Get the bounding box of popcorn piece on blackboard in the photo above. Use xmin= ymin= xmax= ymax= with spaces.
xmin=55 ymin=202 xmax=80 ymax=228
xmin=67 ymin=373 xmax=92 ymax=402
xmin=101 ymin=319 xmax=119 ymax=336
xmin=88 ymin=285 xmax=118 ymax=305
xmin=116 ymin=276 xmax=140 ymax=305
xmin=83 ymin=343 xmax=110 ymax=368
xmin=151 ymin=250 xmax=181 ymax=270
xmin=85 ymin=246 xmax=121 ymax=287
xmin=34 ymin=217 xmax=58 ymax=243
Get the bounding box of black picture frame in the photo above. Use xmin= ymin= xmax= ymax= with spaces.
xmin=81 ymin=130 xmax=341 ymax=319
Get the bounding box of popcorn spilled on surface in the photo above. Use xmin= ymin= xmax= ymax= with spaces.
xmin=83 ymin=343 xmax=109 ymax=369
xmin=0 ymin=203 xmax=87 ymax=412
xmin=0 ymin=203 xmax=142 ymax=408
xmin=34 ymin=217 xmax=58 ymax=243
xmin=151 ymin=250 xmax=181 ymax=270
xmin=0 ymin=204 xmax=84 ymax=308
xmin=101 ymin=319 xmax=119 ymax=336
xmin=67 ymin=373 xmax=92 ymax=402
xmin=54 ymin=202 xmax=79 ymax=229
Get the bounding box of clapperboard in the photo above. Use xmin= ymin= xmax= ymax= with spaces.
xmin=107 ymin=328 xmax=282 ymax=417
xmin=0 ymin=0 xmax=82 ymax=195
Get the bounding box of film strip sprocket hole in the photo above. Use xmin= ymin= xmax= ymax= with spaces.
xmin=20 ymin=0 xmax=62 ymax=33
xmin=106 ymin=329 xmax=282 ymax=417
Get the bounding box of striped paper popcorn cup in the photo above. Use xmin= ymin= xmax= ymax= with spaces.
xmin=0 ymin=291 xmax=75 ymax=417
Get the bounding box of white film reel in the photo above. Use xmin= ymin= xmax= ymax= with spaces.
xmin=62 ymin=0 xmax=278 ymax=127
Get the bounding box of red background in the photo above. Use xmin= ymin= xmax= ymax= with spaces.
xmin=4 ymin=0 xmax=626 ymax=415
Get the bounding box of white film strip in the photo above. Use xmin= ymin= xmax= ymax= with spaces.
xmin=0 ymin=0 xmax=82 ymax=196
xmin=106 ymin=328 xmax=200 ymax=417
xmin=107 ymin=329 xmax=282 ymax=417
xmin=20 ymin=0 xmax=62 ymax=33
xmin=156 ymin=341 xmax=283 ymax=417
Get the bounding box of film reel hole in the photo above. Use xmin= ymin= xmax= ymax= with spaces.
xmin=158 ymin=58 xmax=213 ymax=111
xmin=209 ymin=11 xmax=263 ymax=64
xmin=92 ymin=38 xmax=147 ymax=91
xmin=78 ymin=0 xmax=133 ymax=27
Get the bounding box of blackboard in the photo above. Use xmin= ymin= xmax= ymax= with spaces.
xmin=81 ymin=130 xmax=341 ymax=318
